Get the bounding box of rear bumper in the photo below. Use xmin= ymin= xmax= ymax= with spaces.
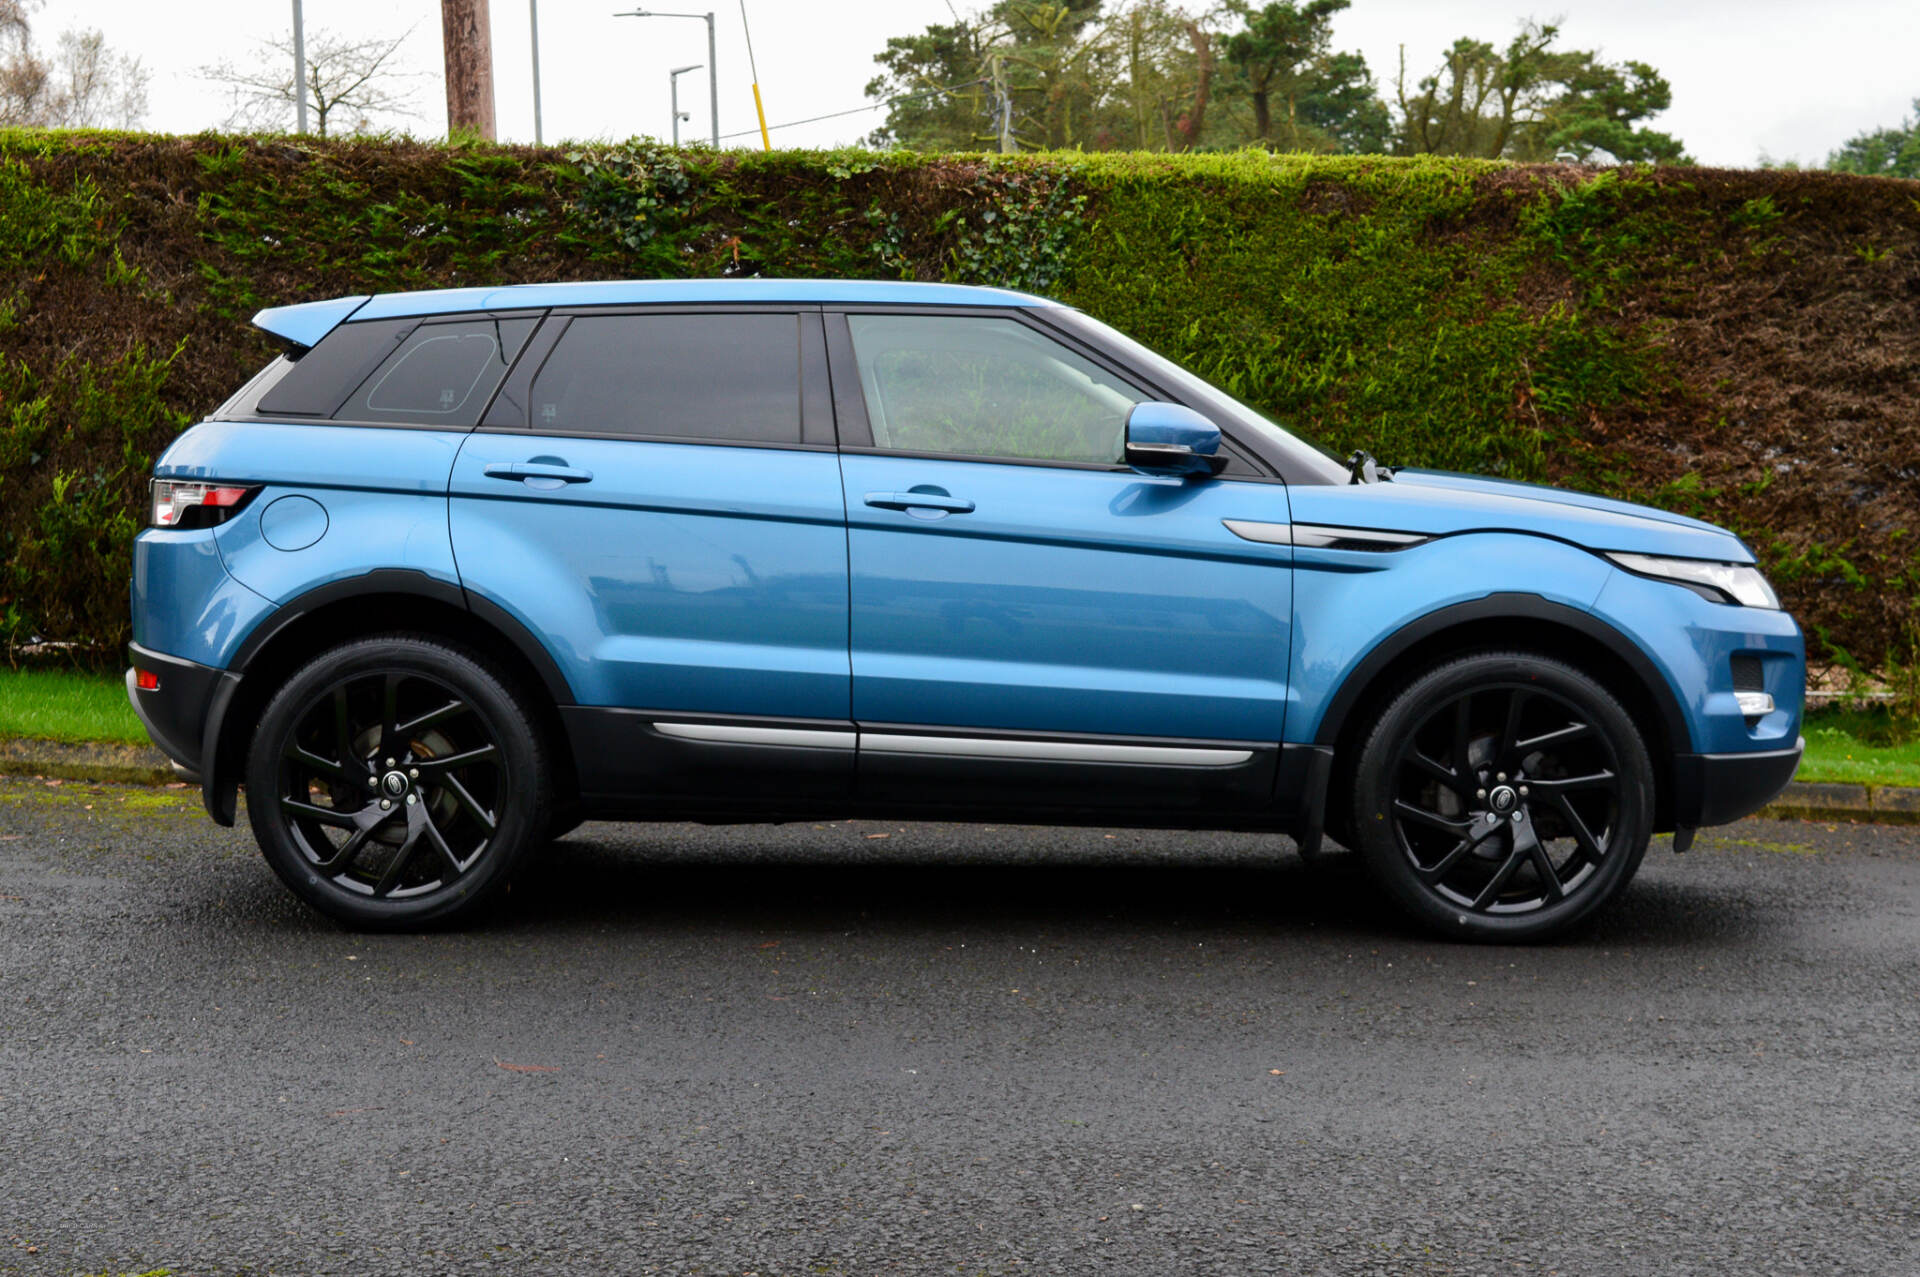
xmin=125 ymin=643 xmax=222 ymax=774
xmin=1670 ymin=737 xmax=1804 ymax=829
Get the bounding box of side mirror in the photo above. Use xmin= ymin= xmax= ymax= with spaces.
xmin=1124 ymin=401 xmax=1227 ymax=478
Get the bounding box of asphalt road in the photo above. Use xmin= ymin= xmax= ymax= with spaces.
xmin=2 ymin=776 xmax=1916 ymax=1276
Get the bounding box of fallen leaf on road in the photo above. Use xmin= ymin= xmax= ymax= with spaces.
xmin=496 ymin=1059 xmax=559 ymax=1073
xmin=1269 ymin=1069 xmax=1285 ymax=1076
xmin=866 ymin=832 xmax=889 ymax=839
xmin=758 ymin=941 xmax=779 ymax=949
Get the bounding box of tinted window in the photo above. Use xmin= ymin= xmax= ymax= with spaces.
xmin=846 ymin=314 xmax=1143 ymax=464
xmin=256 ymin=319 xmax=412 ymax=418
xmin=335 ymin=317 xmax=535 ymax=425
xmin=529 ymin=313 xmax=801 ymax=443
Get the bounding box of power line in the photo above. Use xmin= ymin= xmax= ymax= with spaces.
xmin=714 ymin=77 xmax=987 ymax=143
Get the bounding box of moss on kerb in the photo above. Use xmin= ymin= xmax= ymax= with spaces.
xmin=0 ymin=132 xmax=1916 ymax=668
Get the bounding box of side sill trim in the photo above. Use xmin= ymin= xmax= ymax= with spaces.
xmin=860 ymin=733 xmax=1253 ymax=767
xmin=654 ymin=722 xmax=857 ymax=750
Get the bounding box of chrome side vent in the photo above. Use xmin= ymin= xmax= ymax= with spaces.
xmin=1222 ymin=520 xmax=1430 ymax=551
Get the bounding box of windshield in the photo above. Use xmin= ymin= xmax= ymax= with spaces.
xmin=1046 ymin=309 xmax=1351 ymax=485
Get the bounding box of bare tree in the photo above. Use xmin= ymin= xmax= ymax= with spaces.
xmin=0 ymin=0 xmax=149 ymax=128
xmin=47 ymin=30 xmax=149 ymax=127
xmin=201 ymin=27 xmax=423 ymax=138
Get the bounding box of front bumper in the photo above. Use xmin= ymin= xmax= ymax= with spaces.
xmin=125 ymin=643 xmax=222 ymax=775
xmin=1671 ymin=736 xmax=1805 ymax=829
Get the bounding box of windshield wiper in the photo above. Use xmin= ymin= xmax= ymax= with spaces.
xmin=1347 ymin=450 xmax=1392 ymax=485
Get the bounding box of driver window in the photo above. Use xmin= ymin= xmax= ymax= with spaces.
xmin=846 ymin=314 xmax=1143 ymax=464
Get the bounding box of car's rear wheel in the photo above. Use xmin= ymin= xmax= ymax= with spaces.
xmin=1348 ymin=651 xmax=1653 ymax=942
xmin=245 ymin=635 xmax=551 ymax=929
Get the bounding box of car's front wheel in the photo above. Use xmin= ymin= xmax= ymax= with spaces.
xmin=1348 ymin=651 xmax=1653 ymax=942
xmin=245 ymin=635 xmax=552 ymax=929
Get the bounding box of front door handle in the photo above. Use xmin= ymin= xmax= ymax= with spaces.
xmin=864 ymin=490 xmax=975 ymax=514
xmin=484 ymin=461 xmax=595 ymax=487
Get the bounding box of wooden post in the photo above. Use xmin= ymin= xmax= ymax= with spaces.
xmin=439 ymin=0 xmax=496 ymax=141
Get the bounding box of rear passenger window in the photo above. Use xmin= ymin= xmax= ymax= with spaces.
xmin=529 ymin=313 xmax=800 ymax=443
xmin=335 ymin=317 xmax=536 ymax=426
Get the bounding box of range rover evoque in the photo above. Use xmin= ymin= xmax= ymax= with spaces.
xmin=127 ymin=279 xmax=1805 ymax=940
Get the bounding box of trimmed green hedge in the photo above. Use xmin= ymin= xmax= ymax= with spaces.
xmin=2 ymin=132 xmax=1916 ymax=670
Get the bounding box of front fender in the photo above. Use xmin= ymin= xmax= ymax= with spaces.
xmin=1288 ymin=531 xmax=1624 ymax=747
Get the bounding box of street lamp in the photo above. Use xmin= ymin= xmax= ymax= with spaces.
xmin=612 ymin=9 xmax=717 ymax=147
xmin=668 ymin=64 xmax=702 ymax=145
xmin=291 ymin=0 xmax=308 ymax=134
xmin=529 ymin=0 xmax=545 ymax=145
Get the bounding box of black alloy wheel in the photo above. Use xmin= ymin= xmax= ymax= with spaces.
xmin=246 ymin=635 xmax=550 ymax=928
xmin=1349 ymin=652 xmax=1653 ymax=942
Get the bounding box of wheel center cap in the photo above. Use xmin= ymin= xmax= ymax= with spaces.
xmin=1488 ymin=784 xmax=1518 ymax=813
xmin=381 ymin=770 xmax=410 ymax=797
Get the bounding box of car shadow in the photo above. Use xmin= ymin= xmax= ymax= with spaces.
xmin=475 ymin=824 xmax=1770 ymax=950
xmin=496 ymin=823 xmax=1395 ymax=936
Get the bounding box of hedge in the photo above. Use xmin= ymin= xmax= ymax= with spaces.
xmin=1 ymin=131 xmax=1917 ymax=673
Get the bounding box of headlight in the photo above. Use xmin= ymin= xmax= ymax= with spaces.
xmin=1607 ymin=552 xmax=1780 ymax=609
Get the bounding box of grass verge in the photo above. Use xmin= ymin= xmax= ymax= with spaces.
xmin=3 ymin=669 xmax=1919 ymax=790
xmin=0 ymin=667 xmax=146 ymax=744
xmin=1798 ymin=709 xmax=1920 ymax=788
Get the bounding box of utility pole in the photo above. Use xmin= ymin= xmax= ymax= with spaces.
xmin=991 ymin=53 xmax=1014 ymax=153
xmin=439 ymin=0 xmax=497 ymax=141
xmin=291 ymin=0 xmax=308 ymax=134
xmin=529 ymin=0 xmax=544 ymax=145
xmin=705 ymin=10 xmax=717 ymax=148
xmin=738 ymin=0 xmax=769 ymax=151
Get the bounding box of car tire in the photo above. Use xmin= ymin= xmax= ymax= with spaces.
xmin=1348 ymin=650 xmax=1653 ymax=942
xmin=245 ymin=634 xmax=552 ymax=930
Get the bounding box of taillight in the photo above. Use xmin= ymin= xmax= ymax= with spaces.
xmin=135 ymin=668 xmax=160 ymax=691
xmin=150 ymin=480 xmax=257 ymax=529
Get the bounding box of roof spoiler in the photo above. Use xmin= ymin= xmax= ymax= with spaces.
xmin=251 ymin=294 xmax=371 ymax=352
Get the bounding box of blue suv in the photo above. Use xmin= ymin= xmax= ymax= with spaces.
xmin=127 ymin=280 xmax=1804 ymax=939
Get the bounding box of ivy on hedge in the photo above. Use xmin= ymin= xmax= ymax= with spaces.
xmin=0 ymin=131 xmax=1914 ymax=672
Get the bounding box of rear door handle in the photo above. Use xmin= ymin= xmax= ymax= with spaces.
xmin=864 ymin=490 xmax=975 ymax=514
xmin=484 ymin=462 xmax=594 ymax=486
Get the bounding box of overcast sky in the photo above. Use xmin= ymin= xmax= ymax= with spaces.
xmin=36 ymin=0 xmax=1920 ymax=167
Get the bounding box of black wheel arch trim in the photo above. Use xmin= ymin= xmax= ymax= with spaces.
xmin=1310 ymin=592 xmax=1692 ymax=759
xmin=199 ymin=568 xmax=575 ymax=826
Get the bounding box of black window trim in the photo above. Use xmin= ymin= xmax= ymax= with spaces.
xmin=822 ymin=303 xmax=1278 ymax=481
xmin=221 ymin=299 xmax=1312 ymax=481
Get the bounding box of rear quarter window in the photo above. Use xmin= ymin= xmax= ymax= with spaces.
xmin=334 ymin=317 xmax=537 ymax=426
